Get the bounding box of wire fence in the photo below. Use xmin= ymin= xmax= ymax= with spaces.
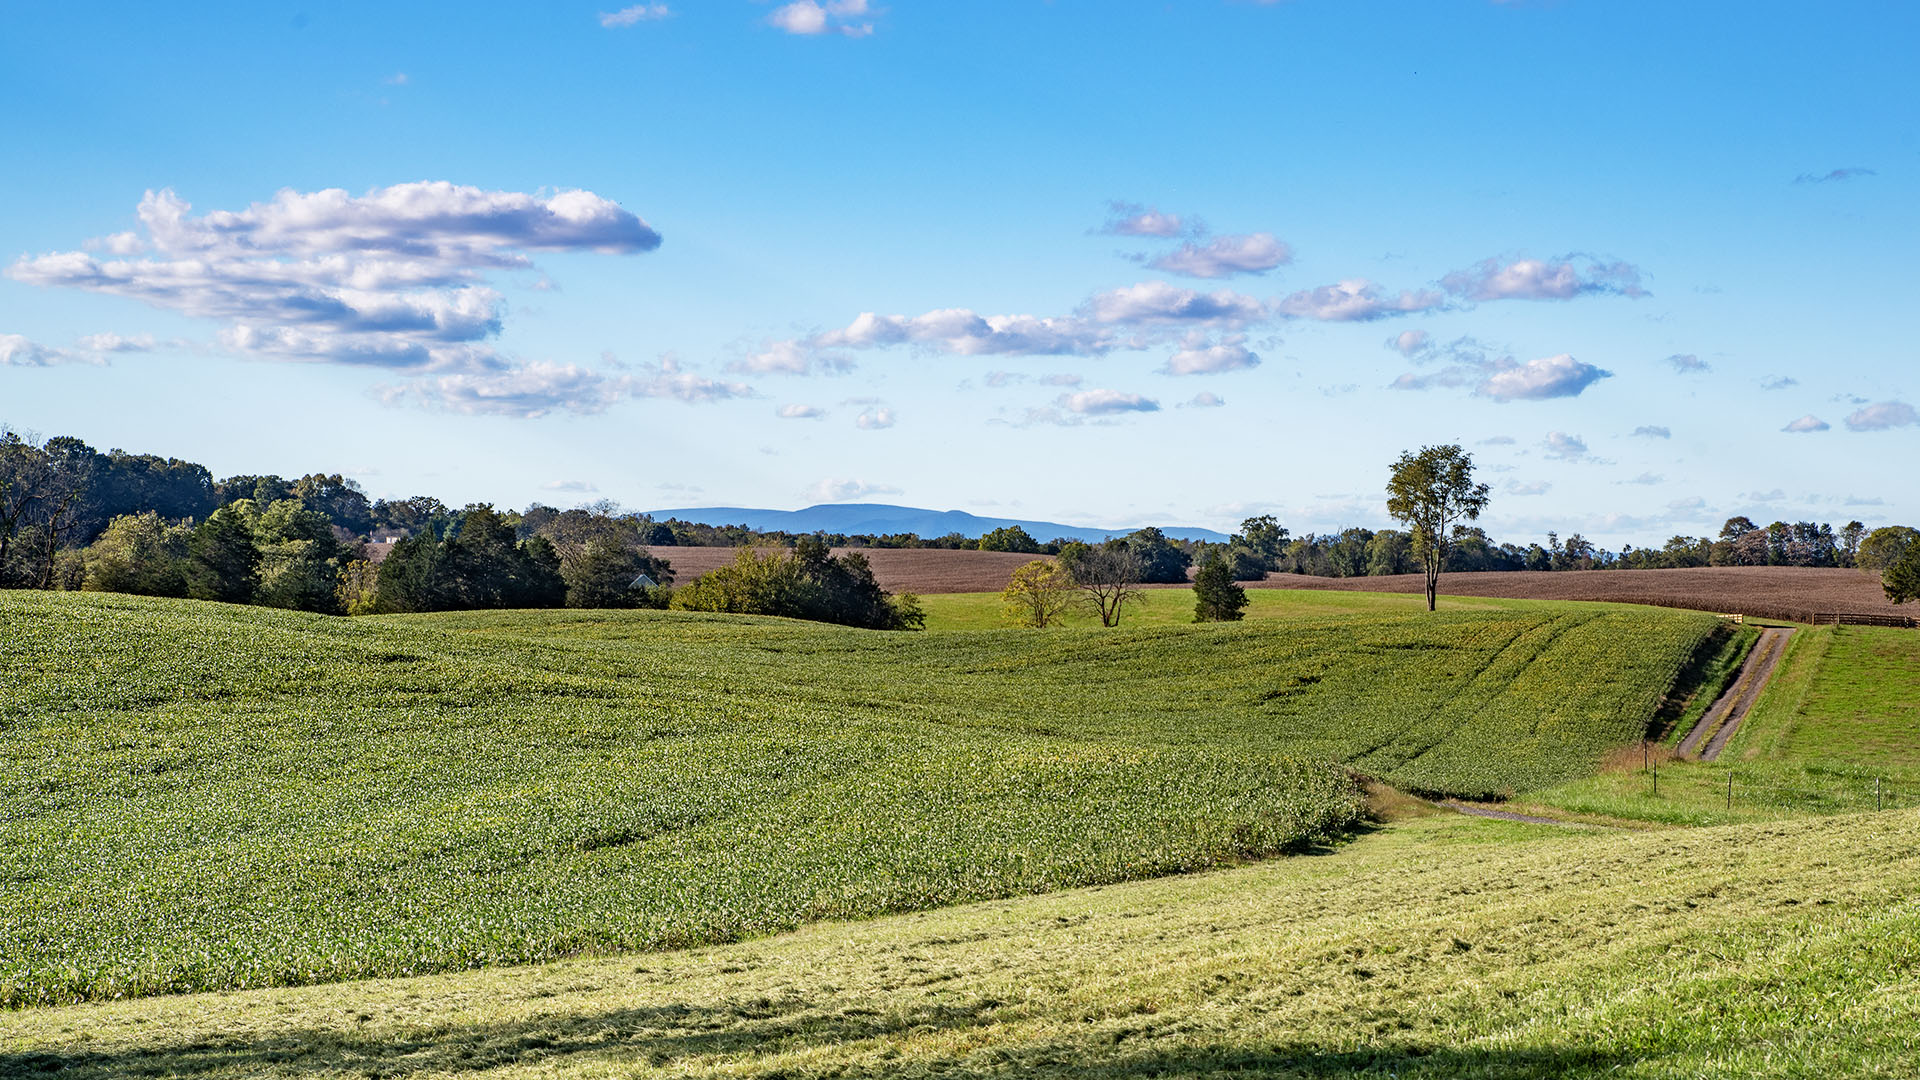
xmin=1638 ymin=764 xmax=1914 ymax=814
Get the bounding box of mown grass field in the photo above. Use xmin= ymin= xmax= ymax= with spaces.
xmin=0 ymin=590 xmax=1720 ymax=1006
xmin=5 ymin=809 xmax=1915 ymax=1078
xmin=1524 ymin=624 xmax=1920 ymax=825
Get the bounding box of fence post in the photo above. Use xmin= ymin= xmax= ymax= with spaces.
xmin=1726 ymin=773 xmax=1733 ymax=812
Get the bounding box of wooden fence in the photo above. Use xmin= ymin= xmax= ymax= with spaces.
xmin=1807 ymin=612 xmax=1917 ymax=629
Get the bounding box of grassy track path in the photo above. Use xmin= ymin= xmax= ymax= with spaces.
xmin=1678 ymin=627 xmax=1794 ymax=761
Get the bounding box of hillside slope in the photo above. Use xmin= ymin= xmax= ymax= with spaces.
xmin=5 ymin=810 xmax=1915 ymax=1078
xmin=2 ymin=591 xmax=1717 ymax=1005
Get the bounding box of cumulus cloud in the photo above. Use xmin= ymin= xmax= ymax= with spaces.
xmin=767 ymin=0 xmax=874 ymax=37
xmin=1795 ymin=167 xmax=1875 ymax=184
xmin=1081 ymin=281 xmax=1265 ymax=326
xmin=1668 ymin=496 xmax=1707 ymax=511
xmin=855 ymin=405 xmax=896 ymax=429
xmin=1479 ymin=435 xmax=1517 ymax=445
xmin=1542 ymin=431 xmax=1590 ymax=461
xmin=1395 ymin=349 xmax=1611 ymax=402
xmin=1506 ymin=481 xmax=1551 ymax=496
xmin=1477 ymin=354 xmax=1611 ymax=401
xmin=1667 ymin=353 xmax=1708 ymax=373
xmin=1039 ymin=372 xmax=1082 ymax=387
xmin=1387 ymin=329 xmax=1431 ymax=357
xmin=804 ymin=477 xmax=902 ymax=503
xmin=1096 ymin=201 xmax=1191 ymax=238
xmin=1147 ymin=233 xmax=1291 ymax=279
xmin=1440 ymin=255 xmax=1647 ymax=301
xmin=1844 ymin=401 xmax=1917 ymax=431
xmin=1632 ymin=425 xmax=1671 ymax=439
xmin=1059 ymin=388 xmax=1159 ymax=416
xmin=1781 ymin=414 xmax=1830 ymax=433
xmin=1761 ymin=375 xmax=1799 ymax=391
xmin=777 ymin=403 xmax=824 ymax=419
xmin=543 ymin=479 xmax=599 ymax=493
xmin=1276 ymin=279 xmax=1445 ymax=322
xmin=1184 ymin=391 xmax=1225 ymax=408
xmin=8 ymin=183 xmax=662 ymax=404
xmin=1625 ymin=472 xmax=1664 ymax=485
xmin=729 ymin=339 xmax=852 ymax=376
xmin=1162 ymin=334 xmax=1260 ymax=375
xmin=0 ymin=334 xmax=95 ymax=366
xmin=599 ymin=3 xmax=670 ymax=26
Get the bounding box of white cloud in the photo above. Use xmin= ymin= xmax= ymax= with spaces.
xmin=1275 ymin=278 xmax=1445 ymax=322
xmin=599 ymin=3 xmax=670 ymax=27
xmin=1184 ymin=391 xmax=1225 ymax=408
xmin=1096 ymin=201 xmax=1190 ymax=238
xmin=1632 ymin=425 xmax=1671 ymax=438
xmin=1059 ymin=388 xmax=1159 ymax=416
xmin=1477 ymin=354 xmax=1612 ymax=402
xmin=383 ymin=72 xmax=410 ymax=85
xmin=76 ymin=332 xmax=157 ymax=352
xmin=380 ymin=354 xmax=747 ymax=418
xmin=1388 ymin=329 xmax=1431 ymax=357
xmin=1625 ymin=472 xmax=1664 ymax=485
xmin=8 ymin=183 xmax=661 ymax=382
xmin=767 ymin=0 xmax=874 ymax=37
xmin=804 ymin=477 xmax=902 ymax=503
xmin=0 ymin=333 xmax=95 ymax=367
xmin=1543 ymin=431 xmax=1590 ymax=461
xmin=1162 ymin=334 xmax=1260 ymax=375
xmin=1147 ymin=233 xmax=1291 ymax=279
xmin=1479 ymin=435 xmax=1516 ymax=445
xmin=543 ymin=479 xmax=598 ymax=493
xmin=1844 ymin=401 xmax=1917 ymax=431
xmin=1440 ymin=256 xmax=1647 ymax=301
xmin=1039 ymin=372 xmax=1082 ymax=387
xmin=1761 ymin=375 xmax=1799 ymax=390
xmin=1667 ymin=353 xmax=1708 ymax=373
xmin=1668 ymin=496 xmax=1707 ymax=511
xmin=1782 ymin=414 xmax=1830 ymax=433
xmin=1081 ymin=281 xmax=1266 ymax=327
xmin=777 ymin=403 xmax=824 ymax=419
xmin=1506 ymin=481 xmax=1551 ymax=496
xmin=855 ymin=405 xmax=896 ymax=429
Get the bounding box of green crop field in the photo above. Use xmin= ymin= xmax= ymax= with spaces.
xmin=1523 ymin=624 xmax=1920 ymax=826
xmin=0 ymin=590 xmax=1719 ymax=1007
xmin=913 ymin=585 xmax=1537 ymax=629
xmin=4 ymin=809 xmax=1915 ymax=1079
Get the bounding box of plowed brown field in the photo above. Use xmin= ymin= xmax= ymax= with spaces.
xmin=642 ymin=546 xmax=1046 ymax=594
xmin=1263 ymin=566 xmax=1908 ymax=623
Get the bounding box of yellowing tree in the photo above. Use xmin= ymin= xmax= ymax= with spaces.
xmin=1000 ymin=558 xmax=1074 ymax=627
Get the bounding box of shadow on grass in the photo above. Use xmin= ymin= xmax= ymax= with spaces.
xmin=3 ymin=993 xmax=1640 ymax=1079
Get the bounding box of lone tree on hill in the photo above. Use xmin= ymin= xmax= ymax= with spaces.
xmin=1191 ymin=553 xmax=1249 ymax=622
xmin=1385 ymin=444 xmax=1491 ymax=612
xmin=1058 ymin=541 xmax=1144 ymax=627
xmin=1000 ymin=558 xmax=1074 ymax=627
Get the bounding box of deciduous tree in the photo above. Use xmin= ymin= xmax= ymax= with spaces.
xmin=1000 ymin=558 xmax=1073 ymax=627
xmin=1385 ymin=444 xmax=1491 ymax=612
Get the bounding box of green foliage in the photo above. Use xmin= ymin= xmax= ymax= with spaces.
xmin=671 ymin=538 xmax=919 ymax=630
xmin=565 ymin=537 xmax=671 ymax=608
xmin=1882 ymin=537 xmax=1920 ymax=603
xmin=80 ymin=511 xmax=189 ymax=597
xmin=183 ymin=506 xmax=259 ymax=604
xmin=1123 ymin=526 xmax=1192 ymax=584
xmin=975 ymin=525 xmax=1040 ymax=553
xmin=1191 ymin=555 xmax=1248 ymax=622
xmin=1000 ymin=558 xmax=1073 ymax=627
xmin=1386 ymin=444 xmax=1491 ymax=611
xmin=0 ymin=590 xmax=1375 ymax=1006
xmin=371 ymin=504 xmax=567 ymax=613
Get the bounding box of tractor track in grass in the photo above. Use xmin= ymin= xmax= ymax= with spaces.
xmin=1677 ymin=626 xmax=1795 ymax=762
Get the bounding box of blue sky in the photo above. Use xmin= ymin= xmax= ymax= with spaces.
xmin=2 ymin=0 xmax=1913 ymax=545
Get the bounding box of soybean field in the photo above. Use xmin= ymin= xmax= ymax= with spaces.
xmin=0 ymin=590 xmax=1719 ymax=1006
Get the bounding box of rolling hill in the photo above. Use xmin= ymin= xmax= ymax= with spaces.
xmin=642 ymin=502 xmax=1233 ymax=543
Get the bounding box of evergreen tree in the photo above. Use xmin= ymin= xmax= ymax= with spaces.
xmin=1192 ymin=554 xmax=1249 ymax=622
xmin=184 ymin=506 xmax=260 ymax=603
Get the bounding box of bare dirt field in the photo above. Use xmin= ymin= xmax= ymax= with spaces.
xmin=1264 ymin=566 xmax=1909 ymax=623
xmin=642 ymin=546 xmax=1046 ymax=594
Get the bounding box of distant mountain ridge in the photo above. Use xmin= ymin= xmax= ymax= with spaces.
xmin=642 ymin=503 xmax=1232 ymax=544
